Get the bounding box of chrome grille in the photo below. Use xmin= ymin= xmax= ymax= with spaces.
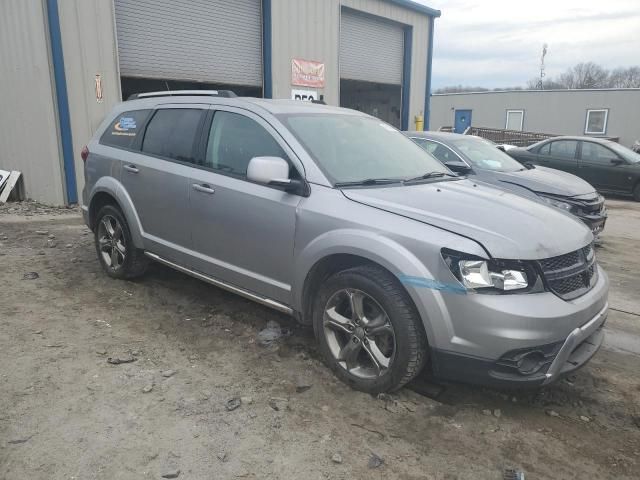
xmin=538 ymin=245 xmax=597 ymax=300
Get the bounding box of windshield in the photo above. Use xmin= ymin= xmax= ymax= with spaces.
xmin=608 ymin=142 xmax=640 ymax=163
xmin=280 ymin=114 xmax=450 ymax=184
xmin=448 ymin=137 xmax=525 ymax=172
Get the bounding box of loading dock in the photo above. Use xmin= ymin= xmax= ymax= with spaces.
xmin=114 ymin=0 xmax=264 ymax=99
xmin=339 ymin=8 xmax=407 ymax=129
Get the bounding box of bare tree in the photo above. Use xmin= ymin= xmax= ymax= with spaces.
xmin=433 ymin=85 xmax=490 ymax=94
xmin=558 ymin=62 xmax=610 ymax=89
xmin=609 ymin=66 xmax=640 ymax=88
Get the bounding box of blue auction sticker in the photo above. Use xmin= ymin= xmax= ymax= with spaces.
xmin=117 ymin=117 xmax=137 ymax=130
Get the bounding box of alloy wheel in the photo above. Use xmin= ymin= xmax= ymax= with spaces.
xmin=97 ymin=215 xmax=126 ymax=270
xmin=323 ymin=288 xmax=396 ymax=379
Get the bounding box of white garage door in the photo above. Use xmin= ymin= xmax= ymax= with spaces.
xmin=340 ymin=9 xmax=404 ymax=85
xmin=114 ymin=0 xmax=263 ymax=87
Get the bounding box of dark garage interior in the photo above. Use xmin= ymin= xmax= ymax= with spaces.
xmin=340 ymin=79 xmax=402 ymax=128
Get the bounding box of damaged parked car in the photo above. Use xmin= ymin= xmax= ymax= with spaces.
xmin=406 ymin=132 xmax=608 ymax=236
xmin=82 ymin=92 xmax=609 ymax=393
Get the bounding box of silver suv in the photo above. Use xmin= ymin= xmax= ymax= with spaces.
xmin=82 ymin=91 xmax=609 ymax=393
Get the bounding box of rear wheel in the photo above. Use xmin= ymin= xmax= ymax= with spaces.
xmin=312 ymin=265 xmax=428 ymax=393
xmin=94 ymin=205 xmax=147 ymax=279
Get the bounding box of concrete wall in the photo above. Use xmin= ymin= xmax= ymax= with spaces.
xmin=270 ymin=0 xmax=431 ymax=126
xmin=58 ymin=0 xmax=121 ymax=202
xmin=430 ymin=89 xmax=640 ymax=147
xmin=0 ymin=0 xmax=66 ymax=205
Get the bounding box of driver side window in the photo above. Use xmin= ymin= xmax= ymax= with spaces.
xmin=417 ymin=139 xmax=453 ymax=163
xmin=205 ymin=111 xmax=288 ymax=178
xmin=581 ymin=142 xmax=618 ymax=163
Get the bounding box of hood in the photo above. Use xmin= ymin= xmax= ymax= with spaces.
xmin=489 ymin=165 xmax=596 ymax=197
xmin=342 ymin=179 xmax=592 ymax=260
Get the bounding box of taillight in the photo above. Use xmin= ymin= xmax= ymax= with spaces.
xmin=81 ymin=145 xmax=89 ymax=162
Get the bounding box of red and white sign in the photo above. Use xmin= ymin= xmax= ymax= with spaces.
xmin=291 ymin=58 xmax=325 ymax=88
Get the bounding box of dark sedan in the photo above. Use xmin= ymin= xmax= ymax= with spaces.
xmin=405 ymin=131 xmax=607 ymax=236
xmin=507 ymin=136 xmax=640 ymax=201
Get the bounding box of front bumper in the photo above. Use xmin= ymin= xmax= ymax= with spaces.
xmin=425 ymin=265 xmax=609 ymax=388
xmin=432 ymin=309 xmax=605 ymax=388
xmin=576 ymin=210 xmax=607 ymax=236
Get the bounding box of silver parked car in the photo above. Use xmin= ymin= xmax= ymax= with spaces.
xmin=82 ymin=91 xmax=609 ymax=393
xmin=406 ymin=132 xmax=608 ymax=236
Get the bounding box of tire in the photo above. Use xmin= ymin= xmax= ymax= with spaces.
xmin=633 ymin=183 xmax=640 ymax=202
xmin=312 ymin=264 xmax=428 ymax=394
xmin=94 ymin=204 xmax=148 ymax=279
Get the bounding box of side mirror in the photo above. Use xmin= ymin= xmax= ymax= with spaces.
xmin=610 ymin=158 xmax=625 ymax=165
xmin=246 ymin=156 xmax=308 ymax=196
xmin=444 ymin=160 xmax=472 ymax=174
xmin=496 ymin=145 xmax=506 ymax=152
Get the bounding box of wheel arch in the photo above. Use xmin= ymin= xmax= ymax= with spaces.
xmin=294 ymin=230 xmax=442 ymax=346
xmin=87 ymin=178 xmax=144 ymax=249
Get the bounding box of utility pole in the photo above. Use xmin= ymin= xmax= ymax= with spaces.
xmin=538 ymin=44 xmax=548 ymax=90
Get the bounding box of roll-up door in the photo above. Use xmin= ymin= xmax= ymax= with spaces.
xmin=340 ymin=9 xmax=404 ymax=85
xmin=114 ymin=0 xmax=263 ymax=87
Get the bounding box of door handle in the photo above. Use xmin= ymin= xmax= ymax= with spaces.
xmin=192 ymin=183 xmax=215 ymax=194
xmin=123 ymin=164 xmax=139 ymax=174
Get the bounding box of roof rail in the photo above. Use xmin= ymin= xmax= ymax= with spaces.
xmin=127 ymin=90 xmax=237 ymax=100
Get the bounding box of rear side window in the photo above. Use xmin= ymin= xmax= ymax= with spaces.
xmin=100 ymin=110 xmax=150 ymax=149
xmin=549 ymin=140 xmax=578 ymax=159
xmin=205 ymin=111 xmax=287 ymax=177
xmin=142 ymin=109 xmax=204 ymax=163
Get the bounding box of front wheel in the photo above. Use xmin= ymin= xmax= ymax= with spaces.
xmin=312 ymin=265 xmax=428 ymax=393
xmin=633 ymin=183 xmax=640 ymax=202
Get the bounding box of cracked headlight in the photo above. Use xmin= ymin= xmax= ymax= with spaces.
xmin=459 ymin=260 xmax=528 ymax=290
xmin=442 ymin=250 xmax=541 ymax=293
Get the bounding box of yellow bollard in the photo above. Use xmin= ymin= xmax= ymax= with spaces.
xmin=414 ymin=113 xmax=424 ymax=131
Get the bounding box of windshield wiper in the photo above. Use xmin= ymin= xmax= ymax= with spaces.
xmin=404 ymin=171 xmax=457 ymax=183
xmin=334 ymin=178 xmax=401 ymax=187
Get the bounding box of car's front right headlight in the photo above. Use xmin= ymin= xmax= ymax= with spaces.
xmin=458 ymin=259 xmax=528 ymax=290
xmin=442 ymin=249 xmax=543 ymax=294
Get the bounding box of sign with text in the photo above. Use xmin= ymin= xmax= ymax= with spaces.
xmin=291 ymin=58 xmax=325 ymax=88
xmin=291 ymin=89 xmax=318 ymax=102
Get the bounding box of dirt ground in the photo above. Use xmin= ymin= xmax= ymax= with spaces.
xmin=1 ymin=198 xmax=639 ymax=480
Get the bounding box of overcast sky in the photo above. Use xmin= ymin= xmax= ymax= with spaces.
xmin=416 ymin=0 xmax=640 ymax=89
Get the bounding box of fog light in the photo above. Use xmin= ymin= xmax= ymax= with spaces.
xmin=516 ymin=351 xmax=546 ymax=375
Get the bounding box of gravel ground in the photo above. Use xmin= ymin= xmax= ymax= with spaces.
xmin=0 ymin=199 xmax=639 ymax=480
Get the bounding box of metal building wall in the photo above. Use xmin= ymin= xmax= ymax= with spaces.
xmin=270 ymin=0 xmax=431 ymax=125
xmin=58 ymin=0 xmax=121 ymax=201
xmin=430 ymin=89 xmax=640 ymax=147
xmin=0 ymin=0 xmax=66 ymax=205
xmin=270 ymin=0 xmax=340 ymax=103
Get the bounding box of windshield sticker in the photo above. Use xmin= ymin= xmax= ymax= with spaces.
xmin=112 ymin=117 xmax=137 ymax=137
xmin=398 ymin=275 xmax=467 ymax=295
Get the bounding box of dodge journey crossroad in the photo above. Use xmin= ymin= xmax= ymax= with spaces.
xmin=82 ymin=91 xmax=609 ymax=393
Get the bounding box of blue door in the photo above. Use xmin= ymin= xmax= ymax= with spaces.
xmin=454 ymin=109 xmax=472 ymax=133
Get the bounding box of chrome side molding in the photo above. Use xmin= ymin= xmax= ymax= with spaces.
xmin=144 ymin=252 xmax=293 ymax=315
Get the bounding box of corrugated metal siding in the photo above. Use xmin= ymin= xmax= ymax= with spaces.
xmin=340 ymin=9 xmax=404 ymax=85
xmin=0 ymin=0 xmax=66 ymax=205
xmin=58 ymin=0 xmax=121 ymax=201
xmin=270 ymin=0 xmax=430 ymax=124
xmin=114 ymin=0 xmax=263 ymax=86
xmin=270 ymin=0 xmax=340 ymax=103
